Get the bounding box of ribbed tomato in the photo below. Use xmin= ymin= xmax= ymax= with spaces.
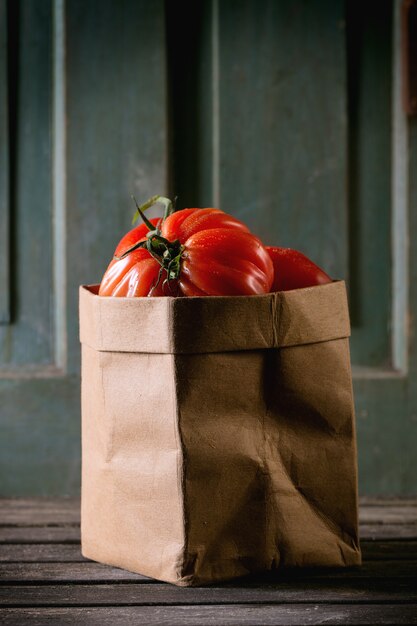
xmin=99 ymin=199 xmax=274 ymax=297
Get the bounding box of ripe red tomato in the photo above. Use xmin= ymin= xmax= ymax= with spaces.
xmin=99 ymin=218 xmax=166 ymax=297
xmin=99 ymin=207 xmax=274 ymax=297
xmin=266 ymin=246 xmax=332 ymax=291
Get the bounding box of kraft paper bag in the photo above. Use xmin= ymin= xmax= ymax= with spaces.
xmin=79 ymin=280 xmax=361 ymax=586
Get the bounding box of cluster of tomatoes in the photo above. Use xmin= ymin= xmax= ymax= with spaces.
xmin=99 ymin=196 xmax=331 ymax=298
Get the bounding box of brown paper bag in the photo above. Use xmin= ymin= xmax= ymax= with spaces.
xmin=80 ymin=280 xmax=361 ymax=586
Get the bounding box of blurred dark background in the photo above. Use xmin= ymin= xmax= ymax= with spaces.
xmin=0 ymin=0 xmax=416 ymax=496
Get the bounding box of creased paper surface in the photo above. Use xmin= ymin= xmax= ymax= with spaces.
xmin=80 ymin=280 xmax=360 ymax=585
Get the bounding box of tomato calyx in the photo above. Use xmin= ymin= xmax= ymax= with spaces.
xmin=114 ymin=195 xmax=184 ymax=291
xmin=147 ymin=235 xmax=184 ymax=283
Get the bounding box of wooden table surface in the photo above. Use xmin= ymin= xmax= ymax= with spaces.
xmin=0 ymin=498 xmax=416 ymax=625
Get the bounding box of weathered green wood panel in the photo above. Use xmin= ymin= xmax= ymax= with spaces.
xmin=0 ymin=0 xmax=10 ymax=325
xmin=0 ymin=378 xmax=81 ymax=495
xmin=216 ymin=0 xmax=348 ymax=282
xmin=347 ymin=0 xmax=392 ymax=367
xmin=167 ymin=0 xmax=416 ymax=494
xmin=354 ymin=378 xmax=409 ymax=493
xmin=169 ymin=0 xmax=348 ymax=280
xmin=0 ymin=0 xmax=416 ymax=496
xmin=0 ymin=0 xmax=169 ymax=495
xmin=168 ymin=0 xmax=392 ymax=369
xmin=352 ymin=0 xmax=416 ymax=495
xmin=65 ymin=0 xmax=169 ymax=373
xmin=0 ymin=0 xmax=53 ymax=368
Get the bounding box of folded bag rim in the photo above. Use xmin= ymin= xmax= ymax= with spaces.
xmin=79 ymin=280 xmax=351 ymax=354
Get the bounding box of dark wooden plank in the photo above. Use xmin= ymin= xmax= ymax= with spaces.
xmin=4 ymin=498 xmax=416 ymax=513
xmin=2 ymin=540 xmax=417 ymax=563
xmin=361 ymin=540 xmax=417 ymax=560
xmin=257 ymin=560 xmax=417 ymax=581
xmin=0 ymin=544 xmax=86 ymax=562
xmin=1 ymin=560 xmax=416 ymax=584
xmin=359 ymin=499 xmax=417 ymax=539
xmin=0 ymin=499 xmax=80 ymax=526
xmin=359 ymin=498 xmax=417 ymax=506
xmin=359 ymin=506 xmax=417 ymax=523
xmin=2 ymin=500 xmax=417 ymax=548
xmin=0 ymin=527 xmax=80 ymax=544
xmin=1 ymin=578 xmax=416 ymax=607
xmin=0 ymin=605 xmax=416 ymax=625
xmin=0 ymin=540 xmax=415 ymax=563
xmin=0 ymin=0 xmax=10 ymax=324
xmin=360 ymin=523 xmax=417 ymax=540
xmin=0 ymin=562 xmax=149 ymax=583
xmin=2 ymin=523 xmax=417 ymax=543
xmin=2 ymin=499 xmax=416 ymax=524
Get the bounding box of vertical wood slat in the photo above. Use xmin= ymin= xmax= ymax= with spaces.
xmin=392 ymin=0 xmax=409 ymax=372
xmin=52 ymin=0 xmax=67 ymax=371
xmin=402 ymin=0 xmax=417 ymax=115
xmin=0 ymin=0 xmax=10 ymax=324
xmin=0 ymin=0 xmax=55 ymax=367
xmin=65 ymin=0 xmax=169 ymax=373
xmin=216 ymin=0 xmax=349 ymax=280
xmin=346 ymin=0 xmax=393 ymax=367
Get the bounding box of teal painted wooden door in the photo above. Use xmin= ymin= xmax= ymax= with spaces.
xmin=1 ymin=0 xmax=415 ymax=495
